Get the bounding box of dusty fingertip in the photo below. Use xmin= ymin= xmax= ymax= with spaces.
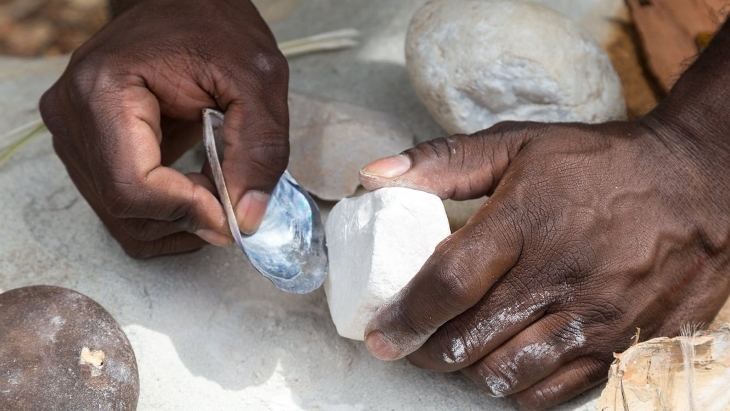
xmin=195 ymin=229 xmax=234 ymax=247
xmin=365 ymin=330 xmax=404 ymax=361
xmin=360 ymin=154 xmax=411 ymax=179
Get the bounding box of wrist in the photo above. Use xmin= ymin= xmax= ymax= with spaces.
xmin=637 ymin=19 xmax=730 ymax=250
xmin=644 ymin=18 xmax=730 ymax=160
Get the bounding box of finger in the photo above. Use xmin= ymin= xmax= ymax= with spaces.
xmin=114 ymin=231 xmax=208 ymax=259
xmin=364 ymin=192 xmax=524 ymax=361
xmin=187 ymin=172 xmax=216 ymax=194
xmin=459 ymin=315 xmax=588 ymax=397
xmin=83 ymin=83 xmax=229 ymax=239
xmin=509 ymin=357 xmax=607 ymax=411
xmin=359 ymin=121 xmax=542 ymax=200
xmin=216 ymin=54 xmax=290 ymax=234
xmin=58 ymin=135 xmax=231 ymax=254
xmin=120 ymin=218 xmax=192 ymax=241
xmin=405 ymin=274 xmax=554 ymax=372
xmin=159 ymin=117 xmax=203 ymax=166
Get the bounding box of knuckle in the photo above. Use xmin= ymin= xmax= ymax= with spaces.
xmin=430 ymin=321 xmax=478 ymax=367
xmin=67 ymin=59 xmax=97 ymax=98
xmin=119 ymin=237 xmax=153 ymax=259
xmin=247 ymin=135 xmax=290 ymax=167
xmin=427 ymin=260 xmax=471 ymax=310
xmin=410 ymin=135 xmax=468 ymax=162
xmin=251 ymin=51 xmax=289 ymax=82
xmin=100 ymin=181 xmax=138 ymax=218
xmin=170 ymin=206 xmax=196 ymax=233
xmin=39 ymin=89 xmax=60 ymax=123
xmin=241 ymin=137 xmax=290 ymax=185
xmin=67 ymin=54 xmax=119 ymax=110
xmin=123 ymin=219 xmax=160 ymax=242
xmin=513 ymin=386 xmax=557 ymax=411
xmin=40 ymin=90 xmax=73 ymax=145
xmin=475 ymin=357 xmax=519 ymax=397
xmin=391 ymin=306 xmax=433 ymax=346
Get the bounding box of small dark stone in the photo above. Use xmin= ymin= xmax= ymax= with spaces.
xmin=0 ymin=285 xmax=139 ymax=411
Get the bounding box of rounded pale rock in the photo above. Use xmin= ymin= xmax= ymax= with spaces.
xmin=324 ymin=187 xmax=451 ymax=340
xmin=289 ymin=93 xmax=415 ymax=201
xmin=406 ymin=0 xmax=627 ymax=135
xmin=529 ymin=0 xmax=628 ymax=46
xmin=0 ymin=286 xmax=140 ymax=411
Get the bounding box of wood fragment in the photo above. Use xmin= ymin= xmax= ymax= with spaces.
xmin=627 ymin=0 xmax=730 ymax=92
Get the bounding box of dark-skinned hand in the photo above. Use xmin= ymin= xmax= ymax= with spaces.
xmin=39 ymin=0 xmax=289 ymax=258
xmin=358 ymin=19 xmax=730 ymax=411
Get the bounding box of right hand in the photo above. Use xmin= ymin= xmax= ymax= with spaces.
xmin=359 ymin=118 xmax=730 ymax=409
xmin=39 ymin=0 xmax=290 ymax=258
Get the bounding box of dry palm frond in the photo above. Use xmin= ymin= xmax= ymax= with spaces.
xmin=0 ymin=120 xmax=46 ymax=168
xmin=679 ymin=323 xmax=705 ymax=411
xmin=278 ymin=28 xmax=360 ymax=57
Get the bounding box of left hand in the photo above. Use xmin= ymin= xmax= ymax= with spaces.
xmin=358 ymin=119 xmax=730 ymax=409
xmin=39 ymin=0 xmax=290 ymax=258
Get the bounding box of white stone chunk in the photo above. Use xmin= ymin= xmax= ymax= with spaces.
xmin=324 ymin=187 xmax=451 ymax=340
xmin=406 ymin=0 xmax=627 ymax=135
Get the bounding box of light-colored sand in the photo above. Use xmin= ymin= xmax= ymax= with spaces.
xmin=0 ymin=1 xmax=628 ymax=409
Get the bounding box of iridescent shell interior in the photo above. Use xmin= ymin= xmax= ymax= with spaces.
xmin=202 ymin=109 xmax=328 ymax=294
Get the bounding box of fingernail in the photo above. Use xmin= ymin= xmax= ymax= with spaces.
xmin=365 ymin=331 xmax=403 ymax=361
xmin=235 ymin=190 xmax=271 ymax=235
xmin=196 ymin=229 xmax=233 ymax=247
xmin=360 ymin=155 xmax=411 ymax=179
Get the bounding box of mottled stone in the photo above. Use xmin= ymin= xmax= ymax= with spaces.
xmin=0 ymin=286 xmax=139 ymax=411
xmin=406 ymin=0 xmax=627 ymax=135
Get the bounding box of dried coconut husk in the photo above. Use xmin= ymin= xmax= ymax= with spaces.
xmin=599 ymin=324 xmax=730 ymax=410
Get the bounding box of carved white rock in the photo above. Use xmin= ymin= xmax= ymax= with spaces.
xmin=324 ymin=187 xmax=451 ymax=340
xmin=406 ymin=0 xmax=627 ymax=135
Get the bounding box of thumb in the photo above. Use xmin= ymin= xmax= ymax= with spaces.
xmin=220 ymin=96 xmax=290 ymax=235
xmin=359 ymin=121 xmax=539 ymax=200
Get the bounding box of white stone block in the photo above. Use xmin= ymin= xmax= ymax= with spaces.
xmin=324 ymin=188 xmax=451 ymax=340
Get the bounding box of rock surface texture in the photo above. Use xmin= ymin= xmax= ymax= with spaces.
xmin=0 ymin=286 xmax=139 ymax=411
xmin=406 ymin=0 xmax=627 ymax=135
xmin=324 ymin=188 xmax=451 ymax=340
xmin=289 ymin=93 xmax=415 ymax=201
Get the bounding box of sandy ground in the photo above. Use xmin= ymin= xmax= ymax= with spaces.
xmin=0 ymin=1 xmax=678 ymax=410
